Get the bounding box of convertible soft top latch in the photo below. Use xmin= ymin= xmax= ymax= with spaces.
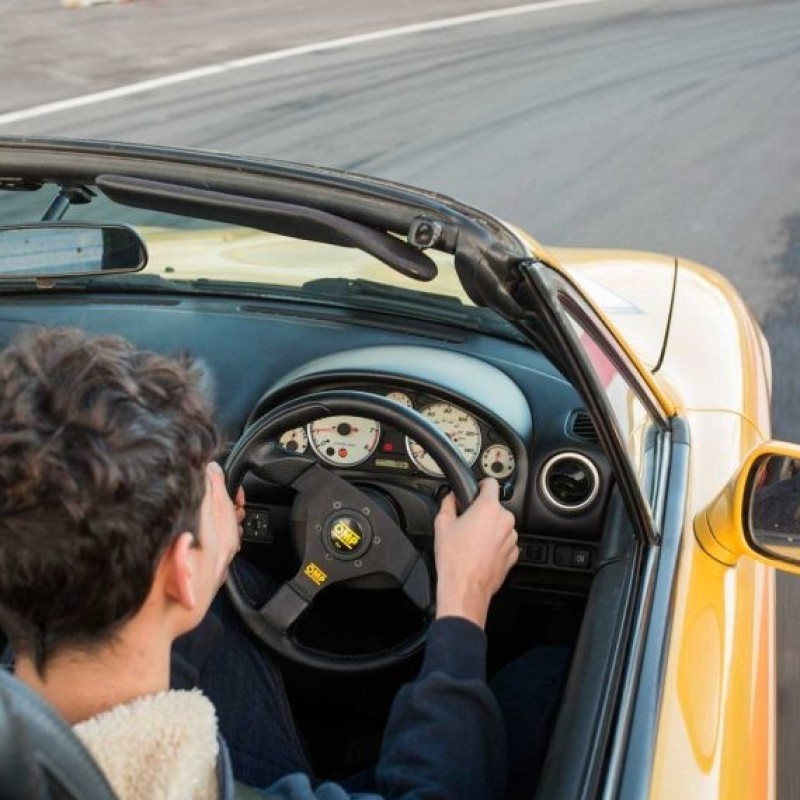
xmin=408 ymin=216 xmax=444 ymax=251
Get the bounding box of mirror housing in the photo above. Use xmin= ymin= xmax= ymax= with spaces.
xmin=0 ymin=223 xmax=147 ymax=280
xmin=695 ymin=440 xmax=800 ymax=575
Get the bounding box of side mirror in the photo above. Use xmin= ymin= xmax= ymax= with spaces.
xmin=0 ymin=223 xmax=147 ymax=280
xmin=695 ymin=441 xmax=800 ymax=574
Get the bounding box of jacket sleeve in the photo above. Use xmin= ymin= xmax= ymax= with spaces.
xmin=373 ymin=616 xmax=507 ymax=800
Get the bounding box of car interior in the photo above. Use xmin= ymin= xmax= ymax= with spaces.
xmin=0 ymin=142 xmax=648 ymax=799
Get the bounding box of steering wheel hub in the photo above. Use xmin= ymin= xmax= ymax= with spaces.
xmin=323 ymin=510 xmax=372 ymax=560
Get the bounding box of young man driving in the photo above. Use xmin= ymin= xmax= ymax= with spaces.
xmin=0 ymin=326 xmax=526 ymax=800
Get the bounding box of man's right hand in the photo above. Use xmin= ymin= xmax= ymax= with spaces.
xmin=433 ymin=478 xmax=519 ymax=629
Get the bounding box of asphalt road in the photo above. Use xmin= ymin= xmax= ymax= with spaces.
xmin=3 ymin=0 xmax=800 ymax=793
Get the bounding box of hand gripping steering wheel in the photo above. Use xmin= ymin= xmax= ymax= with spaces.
xmin=224 ymin=390 xmax=477 ymax=672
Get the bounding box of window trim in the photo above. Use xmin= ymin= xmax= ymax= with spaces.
xmin=517 ymin=261 xmax=668 ymax=545
xmin=611 ymin=419 xmax=690 ymax=800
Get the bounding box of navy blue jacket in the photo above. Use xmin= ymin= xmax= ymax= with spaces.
xmin=223 ymin=617 xmax=507 ymax=800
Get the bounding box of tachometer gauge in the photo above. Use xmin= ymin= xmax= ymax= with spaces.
xmin=309 ymin=416 xmax=381 ymax=467
xmin=407 ymin=402 xmax=482 ymax=477
xmin=386 ymin=391 xmax=413 ymax=408
xmin=279 ymin=427 xmax=308 ymax=454
xmin=480 ymin=444 xmax=515 ymax=479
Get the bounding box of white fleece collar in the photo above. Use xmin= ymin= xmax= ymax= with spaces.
xmin=73 ymin=689 xmax=219 ymax=800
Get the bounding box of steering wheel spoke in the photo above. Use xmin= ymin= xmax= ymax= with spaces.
xmin=259 ymin=581 xmax=312 ymax=634
xmin=398 ymin=553 xmax=433 ymax=612
xmin=243 ymin=441 xmax=317 ymax=488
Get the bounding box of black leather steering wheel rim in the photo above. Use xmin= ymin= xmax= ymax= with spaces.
xmin=224 ymin=390 xmax=478 ymax=672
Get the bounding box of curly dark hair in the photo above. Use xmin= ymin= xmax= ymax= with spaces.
xmin=0 ymin=327 xmax=219 ymax=672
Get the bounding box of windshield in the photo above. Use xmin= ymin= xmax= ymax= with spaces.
xmin=0 ymin=184 xmax=474 ymax=306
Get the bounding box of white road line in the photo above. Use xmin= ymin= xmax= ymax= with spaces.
xmin=0 ymin=0 xmax=609 ymax=127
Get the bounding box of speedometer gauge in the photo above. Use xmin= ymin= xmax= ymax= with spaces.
xmin=407 ymin=402 xmax=481 ymax=476
xmin=309 ymin=416 xmax=381 ymax=467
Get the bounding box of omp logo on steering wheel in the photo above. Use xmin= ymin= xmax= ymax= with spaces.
xmin=324 ymin=513 xmax=371 ymax=560
xmin=330 ymin=519 xmax=362 ymax=550
xmin=303 ymin=562 xmax=328 ymax=586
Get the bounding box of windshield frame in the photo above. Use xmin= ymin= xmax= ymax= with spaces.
xmin=0 ymin=136 xmax=543 ymax=321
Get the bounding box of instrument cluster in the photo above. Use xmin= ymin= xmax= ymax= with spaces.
xmin=277 ymin=388 xmax=516 ymax=480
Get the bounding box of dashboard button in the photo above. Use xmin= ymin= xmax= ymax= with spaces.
xmin=573 ymin=548 xmax=592 ymax=569
xmin=525 ymin=543 xmax=547 ymax=564
xmin=554 ymin=546 xmax=573 ymax=567
xmin=244 ymin=508 xmax=273 ymax=543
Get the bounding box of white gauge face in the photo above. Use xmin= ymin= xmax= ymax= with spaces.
xmin=386 ymin=391 xmax=413 ymax=408
xmin=279 ymin=427 xmax=308 ymax=454
xmin=480 ymin=444 xmax=515 ymax=479
xmin=407 ymin=402 xmax=482 ymax=477
xmin=308 ymin=415 xmax=381 ymax=467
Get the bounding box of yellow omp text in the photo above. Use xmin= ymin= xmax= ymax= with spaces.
xmin=303 ymin=563 xmax=328 ymax=586
xmin=331 ymin=521 xmax=361 ymax=550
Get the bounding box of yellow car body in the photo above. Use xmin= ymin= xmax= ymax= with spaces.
xmin=544 ymin=243 xmax=776 ymax=800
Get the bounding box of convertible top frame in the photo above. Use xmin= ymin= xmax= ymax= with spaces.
xmin=0 ymin=137 xmax=541 ymax=318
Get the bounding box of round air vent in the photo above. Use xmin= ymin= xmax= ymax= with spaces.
xmin=540 ymin=452 xmax=600 ymax=513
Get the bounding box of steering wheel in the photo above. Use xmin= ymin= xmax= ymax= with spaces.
xmin=224 ymin=390 xmax=478 ymax=672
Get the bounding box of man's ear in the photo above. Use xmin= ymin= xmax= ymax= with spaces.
xmin=162 ymin=532 xmax=198 ymax=611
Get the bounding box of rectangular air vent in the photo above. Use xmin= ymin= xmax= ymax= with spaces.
xmin=570 ymin=411 xmax=599 ymax=444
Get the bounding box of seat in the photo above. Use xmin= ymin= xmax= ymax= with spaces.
xmin=0 ymin=669 xmax=117 ymax=800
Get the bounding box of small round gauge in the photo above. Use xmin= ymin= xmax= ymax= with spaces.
xmin=407 ymin=402 xmax=482 ymax=477
xmin=308 ymin=416 xmax=381 ymax=467
xmin=279 ymin=427 xmax=308 ymax=454
xmin=386 ymin=391 xmax=413 ymax=408
xmin=481 ymin=444 xmax=515 ymax=479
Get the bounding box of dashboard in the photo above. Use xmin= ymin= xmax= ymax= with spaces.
xmin=243 ymin=344 xmax=611 ymax=582
xmin=0 ymin=297 xmax=612 ymax=585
